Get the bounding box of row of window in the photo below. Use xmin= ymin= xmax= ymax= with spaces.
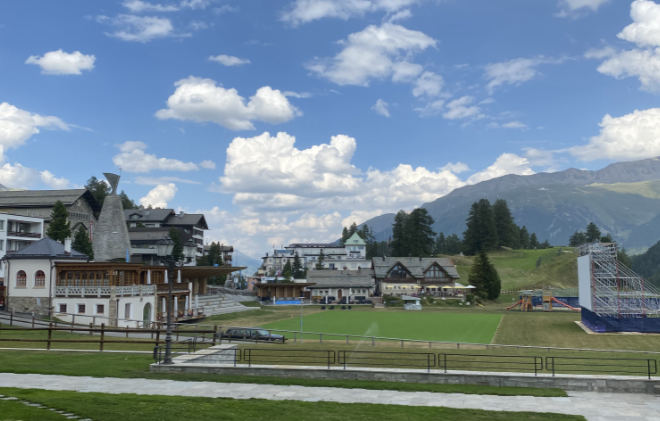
xmin=316 ymin=289 xmax=369 ymax=295
xmin=59 ymin=303 xmax=105 ymax=314
xmin=15 ymin=270 xmax=45 ymax=288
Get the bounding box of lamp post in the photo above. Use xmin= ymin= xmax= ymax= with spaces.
xmin=156 ymin=237 xmax=177 ymax=365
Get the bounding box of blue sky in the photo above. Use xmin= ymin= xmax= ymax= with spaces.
xmin=2 ymin=0 xmax=660 ymax=258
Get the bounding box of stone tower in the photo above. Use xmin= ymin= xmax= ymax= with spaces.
xmin=92 ymin=173 xmax=131 ymax=261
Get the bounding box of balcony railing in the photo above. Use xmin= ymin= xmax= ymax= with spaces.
xmin=7 ymin=231 xmax=41 ymax=238
xmin=156 ymin=283 xmax=190 ymax=293
xmin=55 ymin=285 xmax=157 ymax=298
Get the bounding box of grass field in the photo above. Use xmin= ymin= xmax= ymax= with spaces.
xmin=0 ymin=388 xmax=584 ymax=421
xmin=260 ymin=310 xmax=502 ymax=343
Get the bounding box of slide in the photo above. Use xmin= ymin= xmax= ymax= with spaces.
xmin=551 ymin=297 xmax=580 ymax=311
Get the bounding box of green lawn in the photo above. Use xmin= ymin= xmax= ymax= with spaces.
xmin=261 ymin=310 xmax=501 ymax=343
xmin=0 ymin=388 xmax=585 ymax=421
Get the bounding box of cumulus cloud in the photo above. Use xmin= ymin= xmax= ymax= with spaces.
xmin=307 ymin=23 xmax=436 ymax=86
xmin=557 ymin=0 xmax=609 ymax=17
xmin=484 ymin=57 xmax=554 ymax=93
xmin=113 ymin=141 xmax=205 ymax=172
xmin=569 ymin=108 xmax=660 ymax=161
xmin=103 ymin=14 xmax=174 ymax=42
xmin=140 ymin=183 xmax=177 ymax=208
xmin=25 ymin=50 xmax=95 ymax=75
xmin=155 ymin=76 xmax=300 ymax=130
xmin=209 ymin=54 xmax=250 ymax=66
xmin=281 ymin=0 xmax=420 ymax=25
xmin=0 ymin=163 xmax=70 ymax=189
xmin=443 ymin=96 xmax=483 ymax=120
xmin=0 ymin=102 xmax=69 ymax=156
xmin=412 ymin=71 xmax=443 ymax=97
xmin=590 ymin=1 xmax=660 ymax=92
xmin=371 ymin=99 xmax=390 ymax=117
xmin=467 ymin=153 xmax=535 ymax=184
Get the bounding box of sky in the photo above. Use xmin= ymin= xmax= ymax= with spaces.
xmin=1 ymin=0 xmax=660 ymax=259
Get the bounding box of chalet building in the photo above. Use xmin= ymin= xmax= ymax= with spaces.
xmin=372 ymin=257 xmax=460 ymax=297
xmin=306 ymin=269 xmax=375 ymax=302
xmin=0 ymin=213 xmax=44 ymax=278
xmin=124 ymin=209 xmax=208 ymax=264
xmin=0 ymin=189 xmax=99 ymax=234
xmin=2 ymin=237 xmax=237 ymax=327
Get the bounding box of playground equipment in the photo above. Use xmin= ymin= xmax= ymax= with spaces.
xmin=506 ymin=289 xmax=579 ymax=312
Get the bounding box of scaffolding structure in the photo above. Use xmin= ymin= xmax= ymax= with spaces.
xmin=579 ymin=243 xmax=660 ymax=317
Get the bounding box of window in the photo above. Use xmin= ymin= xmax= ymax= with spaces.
xmin=125 ymin=303 xmax=131 ymax=319
xmin=96 ymin=304 xmax=104 ymax=314
xmin=16 ymin=270 xmax=26 ymax=288
xmin=34 ymin=270 xmax=45 ymax=288
xmin=59 ymin=304 xmax=67 ymax=313
xmin=0 ymin=220 xmax=4 ymax=230
xmin=77 ymin=304 xmax=86 ymax=314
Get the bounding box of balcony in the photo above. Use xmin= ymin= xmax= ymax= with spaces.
xmin=55 ymin=285 xmax=156 ymax=298
xmin=7 ymin=231 xmax=41 ymax=239
xmin=156 ymin=283 xmax=190 ymax=293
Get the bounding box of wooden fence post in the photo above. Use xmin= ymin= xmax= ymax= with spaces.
xmin=71 ymin=315 xmax=75 ymax=332
xmin=9 ymin=310 xmax=13 ymax=326
xmin=89 ymin=323 xmax=93 ymax=336
xmin=47 ymin=322 xmax=53 ymax=350
xmin=155 ymin=327 xmax=160 ymax=348
xmin=100 ymin=323 xmax=105 ymax=352
xmin=212 ymin=325 xmax=218 ymax=346
xmin=31 ymin=314 xmax=35 ymax=328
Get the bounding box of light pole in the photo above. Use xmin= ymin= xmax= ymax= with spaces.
xmin=156 ymin=238 xmax=177 ymax=365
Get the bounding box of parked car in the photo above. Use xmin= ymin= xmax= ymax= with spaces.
xmin=319 ymin=296 xmax=336 ymax=304
xmin=220 ymin=327 xmax=286 ymax=343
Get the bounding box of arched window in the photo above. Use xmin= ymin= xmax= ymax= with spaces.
xmin=34 ymin=270 xmax=45 ymax=288
xmin=16 ymin=270 xmax=26 ymax=288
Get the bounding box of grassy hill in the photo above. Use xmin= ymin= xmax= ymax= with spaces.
xmin=448 ymin=247 xmax=578 ymax=291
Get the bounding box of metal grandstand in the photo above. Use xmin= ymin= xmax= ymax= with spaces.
xmin=578 ymin=243 xmax=660 ymax=317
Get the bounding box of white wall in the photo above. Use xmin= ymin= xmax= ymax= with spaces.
xmin=6 ymin=259 xmax=52 ymax=298
xmin=54 ymin=295 xmax=157 ymax=328
xmin=578 ymin=254 xmax=592 ymax=311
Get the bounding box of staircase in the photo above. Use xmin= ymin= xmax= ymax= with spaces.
xmin=196 ymin=294 xmax=257 ymax=316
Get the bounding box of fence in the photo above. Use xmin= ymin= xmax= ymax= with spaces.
xmin=209 ymin=347 xmax=657 ymax=378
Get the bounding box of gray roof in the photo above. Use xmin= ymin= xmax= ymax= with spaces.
xmin=306 ymin=269 xmax=375 ymax=288
xmin=372 ymin=257 xmax=459 ymax=279
xmin=3 ymin=238 xmax=88 ymax=260
xmin=287 ymin=242 xmax=342 ymax=248
xmin=128 ymin=228 xmax=170 ymax=242
xmin=124 ymin=208 xmax=174 ymax=223
xmin=166 ymin=213 xmax=208 ymax=229
xmin=0 ymin=189 xmax=99 ymax=212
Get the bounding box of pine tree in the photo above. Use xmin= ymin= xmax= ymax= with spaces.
xmin=390 ymin=210 xmax=409 ymax=256
xmin=586 ymin=222 xmax=601 ymax=243
xmin=569 ymin=230 xmax=587 ymax=247
xmin=282 ymin=260 xmax=293 ymax=281
xmin=529 ymin=233 xmax=539 ymax=249
xmin=46 ymin=201 xmax=71 ymax=242
xmin=85 ymin=176 xmax=110 ymax=209
xmin=292 ymin=252 xmax=305 ymax=278
xmin=445 ymin=234 xmax=463 ymax=255
xmin=406 ymin=208 xmax=435 ymax=257
xmin=468 ymin=250 xmax=501 ymax=300
xmin=315 ymin=249 xmax=325 ymax=270
xmin=435 ymin=232 xmax=446 ymax=254
xmin=519 ymin=226 xmax=530 ymax=249
xmin=169 ymin=228 xmax=184 ymax=262
xmin=463 ymin=199 xmax=497 ymax=255
xmin=493 ymin=199 xmax=517 ymax=248
xmin=72 ymin=227 xmax=93 ymax=259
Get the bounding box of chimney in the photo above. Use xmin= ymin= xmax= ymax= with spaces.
xmin=64 ymin=237 xmax=72 ymax=254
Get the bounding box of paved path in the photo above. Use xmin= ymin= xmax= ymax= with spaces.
xmin=1 ymin=374 xmax=659 ymax=420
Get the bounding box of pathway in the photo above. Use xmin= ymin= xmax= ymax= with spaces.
xmin=1 ymin=373 xmax=659 ymax=420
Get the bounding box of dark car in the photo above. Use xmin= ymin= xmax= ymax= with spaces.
xmin=319 ymin=296 xmax=335 ymax=304
xmin=220 ymin=327 xmax=286 ymax=343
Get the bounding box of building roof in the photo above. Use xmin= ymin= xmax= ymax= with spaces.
xmin=127 ymin=228 xmax=171 ymax=242
xmin=286 ymin=242 xmax=342 ymax=249
xmin=372 ymin=257 xmax=459 ymax=279
xmin=306 ymin=269 xmax=375 ymax=288
xmin=124 ymin=208 xmax=174 ymax=223
xmin=344 ymin=232 xmax=366 ymax=246
xmin=3 ymin=238 xmax=88 ymax=260
xmin=166 ymin=212 xmax=208 ymax=229
xmin=0 ymin=189 xmax=100 ymax=213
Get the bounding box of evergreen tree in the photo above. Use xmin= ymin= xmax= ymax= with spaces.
xmin=493 ymin=199 xmax=517 ymax=248
xmin=85 ymin=176 xmax=110 ymax=209
xmin=445 ymin=234 xmax=463 ymax=255
xmin=519 ymin=226 xmax=530 ymax=249
xmin=600 ymin=233 xmax=613 ymax=243
xmin=529 ymin=233 xmax=539 ymax=249
xmin=406 ymin=208 xmax=436 ymax=257
xmin=390 ymin=210 xmax=409 ymax=256
xmin=341 ymin=227 xmax=349 ymax=243
xmin=569 ymin=230 xmax=587 ymax=247
xmin=468 ymin=250 xmax=501 ymax=300
xmin=169 ymin=228 xmax=184 ymax=262
xmin=198 ymin=242 xmax=223 ymax=266
xmin=46 ymin=201 xmax=71 ymax=242
xmin=586 ymin=222 xmax=601 ymax=243
xmin=315 ymin=249 xmax=325 ymax=270
xmin=435 ymin=232 xmax=446 ymax=254
xmin=292 ymin=253 xmax=305 ymax=278
xmin=617 ymin=248 xmax=633 ymax=268
xmin=120 ymin=190 xmax=138 ymax=209
xmin=282 ymin=260 xmax=293 ymax=281
xmin=463 ymin=199 xmax=498 ymax=255
xmin=72 ymin=226 xmax=93 ymax=259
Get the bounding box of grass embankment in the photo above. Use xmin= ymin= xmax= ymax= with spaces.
xmin=452 ymin=247 xmax=578 ymax=291
xmin=0 ymin=388 xmax=584 ymax=421
xmin=0 ymin=350 xmax=566 ymax=397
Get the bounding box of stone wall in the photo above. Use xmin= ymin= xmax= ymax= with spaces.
xmin=7 ymin=296 xmax=50 ymax=315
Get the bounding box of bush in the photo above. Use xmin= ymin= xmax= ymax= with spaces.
xmin=383 ymin=295 xmax=403 ymax=307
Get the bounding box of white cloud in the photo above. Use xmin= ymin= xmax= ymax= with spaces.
xmin=181 ymin=0 xmax=210 ymax=9
xmin=123 ymin=0 xmax=179 ymax=12
xmin=209 ymin=54 xmax=250 ymax=66
xmin=135 ymin=176 xmax=200 ymax=185
xmin=199 ymin=160 xmax=216 ymax=169
xmin=412 ymin=71 xmax=443 ymax=97
xmin=155 ymin=76 xmax=300 ymax=130
xmin=104 ymin=14 xmax=174 ymax=42
xmin=307 ymin=23 xmax=436 ymax=86
xmin=484 ymin=57 xmax=549 ymax=93
xmin=0 ymin=102 xmax=68 ymax=155
xmin=283 ymin=91 xmax=312 ymax=99
xmin=40 ymin=170 xmax=69 ymax=188
xmin=557 ymin=0 xmax=609 ymax=16
xmin=467 ymin=153 xmax=535 ymax=184
xmin=371 ymin=99 xmax=390 ymax=117
xmin=0 ymin=163 xmax=69 ymax=189
xmin=282 ymin=0 xmax=420 ymax=25
xmin=25 ymin=50 xmax=95 ymax=75
xmin=140 ymin=183 xmax=177 ymax=208
xmin=501 ymin=121 xmax=528 ymax=129
xmin=113 ymin=141 xmax=203 ymax=172
xmin=569 ymin=108 xmax=660 ymax=161
xmin=441 ymin=162 xmax=469 ymax=173
xmin=443 ymin=96 xmax=482 ymax=120
xmin=590 ymin=1 xmax=660 ymax=92
xmin=414 ymin=99 xmax=444 ymax=116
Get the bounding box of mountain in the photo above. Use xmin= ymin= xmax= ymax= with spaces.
xmin=231 ymin=249 xmax=262 ymax=275
xmin=363 ymin=157 xmax=660 ymax=251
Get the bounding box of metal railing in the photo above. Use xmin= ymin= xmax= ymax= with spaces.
xmin=546 ymin=356 xmax=658 ymax=380
xmin=338 ymin=350 xmax=436 ymax=373
xmin=153 ymin=337 xmax=199 ymax=364
xmin=243 ymin=348 xmax=335 ymax=369
xmin=439 ymin=353 xmax=543 ymax=375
